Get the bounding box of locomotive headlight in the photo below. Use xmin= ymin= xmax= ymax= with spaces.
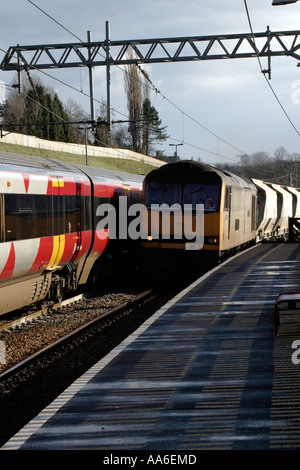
xmin=207 ymin=237 xmax=218 ymax=245
xmin=148 ymin=235 xmax=153 ymax=241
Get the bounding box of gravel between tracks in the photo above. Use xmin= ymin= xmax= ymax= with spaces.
xmin=0 ymin=290 xmax=138 ymax=375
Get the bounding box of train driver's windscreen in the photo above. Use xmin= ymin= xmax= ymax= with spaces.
xmin=145 ymin=182 xmax=182 ymax=207
xmin=146 ymin=181 xmax=220 ymax=212
xmin=183 ymin=183 xmax=219 ymax=212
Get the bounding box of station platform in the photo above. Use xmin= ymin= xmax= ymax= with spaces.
xmin=3 ymin=243 xmax=300 ymax=450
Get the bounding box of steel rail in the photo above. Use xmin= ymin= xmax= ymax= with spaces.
xmin=0 ymin=292 xmax=92 ymax=334
xmin=0 ymin=289 xmax=153 ymax=382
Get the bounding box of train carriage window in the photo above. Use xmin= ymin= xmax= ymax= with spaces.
xmin=17 ymin=194 xmax=34 ymax=240
xmin=4 ymin=194 xmax=17 ymax=241
xmin=53 ymin=195 xmax=65 ymax=236
xmin=18 ymin=195 xmax=33 ymax=213
xmin=4 ymin=194 xmax=36 ymax=241
xmin=4 ymin=194 xmax=52 ymax=241
xmin=34 ymin=195 xmax=50 ymax=238
xmin=65 ymin=195 xmax=82 ymax=234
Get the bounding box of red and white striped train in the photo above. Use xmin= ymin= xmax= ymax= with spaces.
xmin=0 ymin=152 xmax=143 ymax=315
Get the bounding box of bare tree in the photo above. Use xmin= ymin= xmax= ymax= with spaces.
xmin=0 ymin=73 xmax=27 ymax=125
xmin=123 ymin=53 xmax=168 ymax=156
xmin=274 ymin=146 xmax=288 ymax=161
xmin=0 ymin=91 xmax=25 ymax=125
xmin=64 ymin=98 xmax=89 ymax=144
xmin=124 ymin=50 xmax=143 ymax=152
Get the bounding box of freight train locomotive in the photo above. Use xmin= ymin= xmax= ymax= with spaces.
xmin=141 ymin=160 xmax=300 ymax=262
xmin=0 ymin=152 xmax=143 ymax=316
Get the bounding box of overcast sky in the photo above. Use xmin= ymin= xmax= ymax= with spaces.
xmin=1 ymin=0 xmax=300 ymax=165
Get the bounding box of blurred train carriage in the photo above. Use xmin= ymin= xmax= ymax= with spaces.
xmin=0 ymin=152 xmax=143 ymax=316
xmin=75 ymin=164 xmax=144 ymax=284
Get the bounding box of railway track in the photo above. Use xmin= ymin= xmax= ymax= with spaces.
xmin=0 ymin=288 xmax=154 ymax=381
xmin=0 ymin=279 xmax=186 ymax=447
xmin=0 ymin=292 xmax=92 ymax=334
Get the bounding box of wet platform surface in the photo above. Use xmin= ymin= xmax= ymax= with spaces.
xmin=3 ymin=243 xmax=300 ymax=450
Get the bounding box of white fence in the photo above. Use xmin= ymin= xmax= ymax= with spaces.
xmin=1 ymin=132 xmax=164 ymax=168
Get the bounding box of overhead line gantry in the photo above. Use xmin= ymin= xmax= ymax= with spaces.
xmin=2 ymin=23 xmax=300 ymax=129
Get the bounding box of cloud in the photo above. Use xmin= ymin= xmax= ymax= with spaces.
xmin=1 ymin=0 xmax=300 ymax=164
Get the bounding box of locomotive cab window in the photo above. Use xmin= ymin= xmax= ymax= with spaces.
xmin=145 ymin=180 xmax=220 ymax=212
xmin=145 ymin=182 xmax=181 ymax=207
xmin=183 ymin=184 xmax=219 ymax=212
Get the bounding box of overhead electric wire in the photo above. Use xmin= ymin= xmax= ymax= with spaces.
xmin=27 ymin=0 xmax=82 ymax=43
xmin=243 ymin=0 xmax=300 ymax=138
xmin=0 ymin=73 xmax=130 ymax=158
xmin=135 ymin=62 xmax=245 ymax=156
xmin=0 ymin=46 xmax=129 ymax=123
xmin=5 ymin=0 xmax=290 ymax=164
xmin=168 ymin=137 xmax=238 ymax=163
xmin=1 ymin=82 xmax=137 ymax=160
xmin=0 ymin=46 xmax=132 ymax=154
xmin=24 ymin=0 xmax=245 ymax=162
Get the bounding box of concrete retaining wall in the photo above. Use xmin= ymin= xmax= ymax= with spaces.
xmin=1 ymin=132 xmax=164 ymax=168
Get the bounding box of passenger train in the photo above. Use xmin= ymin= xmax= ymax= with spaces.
xmin=0 ymin=152 xmax=143 ymax=316
xmin=141 ymin=160 xmax=300 ymax=262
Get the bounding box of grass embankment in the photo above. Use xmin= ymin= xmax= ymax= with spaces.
xmin=0 ymin=141 xmax=157 ymax=175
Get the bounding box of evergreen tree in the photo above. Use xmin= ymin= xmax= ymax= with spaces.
xmin=1 ymin=75 xmax=74 ymax=143
xmin=123 ymin=55 xmax=168 ymax=155
xmin=94 ymin=103 xmax=110 ymax=147
xmin=141 ymin=98 xmax=168 ymax=155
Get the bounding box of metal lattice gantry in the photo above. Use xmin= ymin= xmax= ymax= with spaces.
xmin=2 ymin=23 xmax=300 ymax=126
xmin=3 ymin=27 xmax=300 ymax=69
